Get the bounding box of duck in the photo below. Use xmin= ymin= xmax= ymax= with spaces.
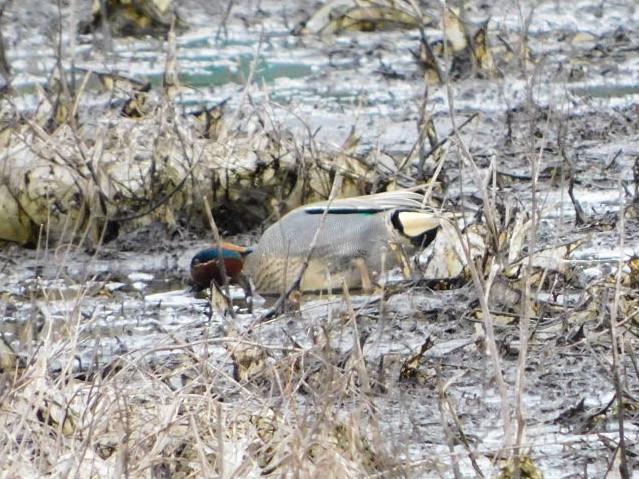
xmin=190 ymin=190 xmax=442 ymax=296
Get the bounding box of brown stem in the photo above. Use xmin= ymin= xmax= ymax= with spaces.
xmin=248 ymin=175 xmax=344 ymax=326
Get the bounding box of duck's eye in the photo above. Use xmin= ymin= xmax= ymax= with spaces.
xmin=192 ymin=258 xmax=201 ymax=266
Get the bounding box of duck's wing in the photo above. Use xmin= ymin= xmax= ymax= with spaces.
xmin=302 ymin=190 xmax=428 ymax=214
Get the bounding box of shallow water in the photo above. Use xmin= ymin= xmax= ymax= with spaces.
xmin=2 ymin=0 xmax=639 ymax=477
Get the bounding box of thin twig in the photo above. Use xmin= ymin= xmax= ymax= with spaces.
xmin=107 ymin=156 xmax=203 ymax=223
xmin=435 ymin=367 xmax=463 ymax=479
xmin=203 ymin=195 xmax=235 ymax=319
xmin=215 ymin=0 xmax=234 ymax=44
xmin=439 ymin=367 xmax=485 ymax=478
xmin=568 ymin=175 xmax=588 ymax=225
xmin=418 ymin=112 xmax=479 ymax=177
xmin=398 ymin=112 xmax=479 ymax=174
xmin=608 ymin=179 xmax=631 ymax=479
xmin=342 ymin=281 xmax=371 ymax=394
xmin=440 ymin=0 xmax=512 ymax=452
xmin=248 ymin=174 xmax=343 ymax=327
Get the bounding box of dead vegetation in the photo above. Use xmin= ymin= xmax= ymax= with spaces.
xmin=0 ymin=0 xmax=638 ymax=478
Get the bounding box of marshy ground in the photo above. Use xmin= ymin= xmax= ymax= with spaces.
xmin=0 ymin=0 xmax=638 ymax=477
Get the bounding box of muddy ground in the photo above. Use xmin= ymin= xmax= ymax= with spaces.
xmin=0 ymin=0 xmax=638 ymax=477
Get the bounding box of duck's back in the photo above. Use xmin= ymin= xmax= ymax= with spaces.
xmin=245 ymin=207 xmax=404 ymax=294
xmin=244 ymin=190 xmax=439 ymax=294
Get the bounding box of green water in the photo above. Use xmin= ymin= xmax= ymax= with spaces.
xmin=181 ymin=55 xmax=313 ymax=88
xmin=571 ymin=83 xmax=639 ymax=98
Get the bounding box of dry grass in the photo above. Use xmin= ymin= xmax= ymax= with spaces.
xmin=0 ymin=300 xmax=405 ymax=478
xmin=1 ymin=1 xmax=638 ymax=478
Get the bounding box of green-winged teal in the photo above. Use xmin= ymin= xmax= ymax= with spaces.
xmin=243 ymin=190 xmax=441 ymax=294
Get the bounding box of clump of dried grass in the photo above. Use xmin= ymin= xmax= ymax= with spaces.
xmin=0 ymin=302 xmax=406 ymax=478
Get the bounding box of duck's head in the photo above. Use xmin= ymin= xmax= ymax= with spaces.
xmin=190 ymin=242 xmax=253 ymax=290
